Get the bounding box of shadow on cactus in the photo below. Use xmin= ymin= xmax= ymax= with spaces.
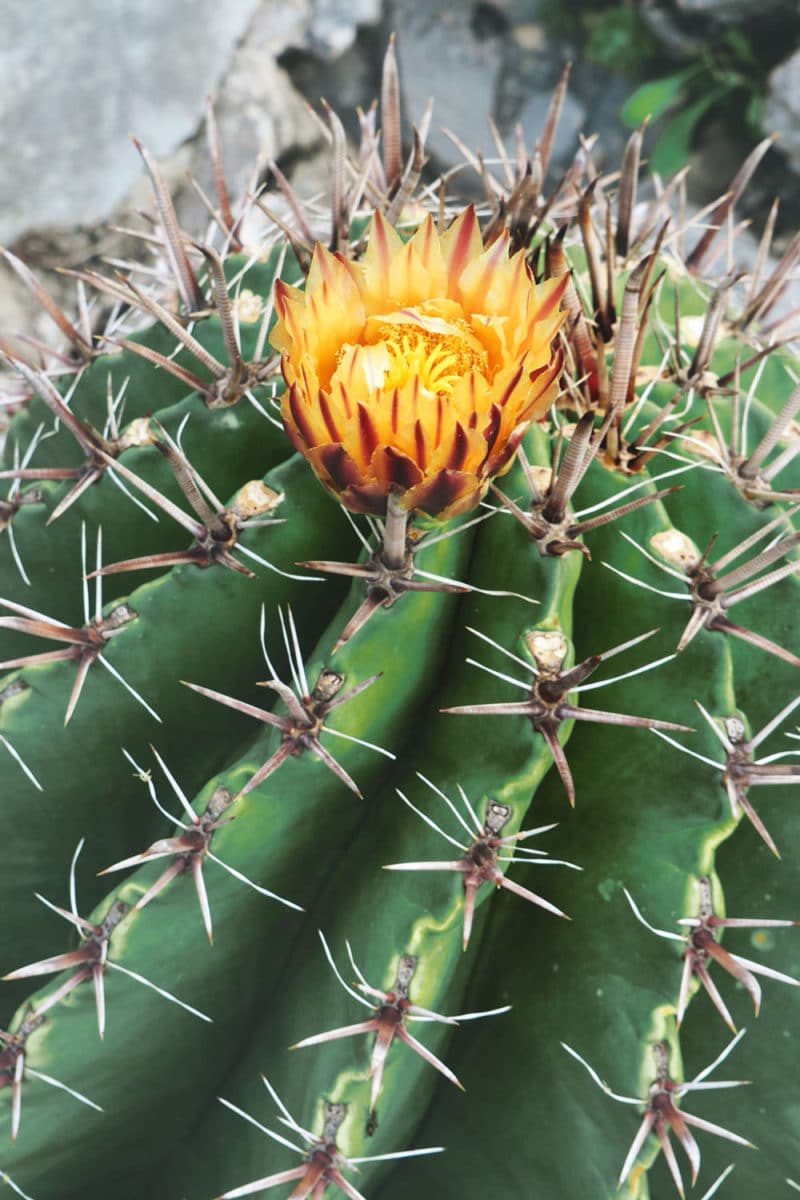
xmin=0 ymin=41 xmax=799 ymax=1200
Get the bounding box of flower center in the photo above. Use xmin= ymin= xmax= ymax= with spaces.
xmin=376 ymin=322 xmax=489 ymax=398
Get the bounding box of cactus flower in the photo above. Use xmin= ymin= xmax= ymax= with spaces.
xmin=272 ymin=209 xmax=567 ymax=519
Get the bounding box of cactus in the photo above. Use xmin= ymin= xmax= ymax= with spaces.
xmin=1 ymin=50 xmax=799 ymax=1200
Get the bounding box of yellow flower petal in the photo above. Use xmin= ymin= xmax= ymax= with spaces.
xmin=439 ymin=207 xmax=485 ymax=300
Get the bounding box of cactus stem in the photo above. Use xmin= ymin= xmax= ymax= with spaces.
xmin=626 ymin=880 xmax=799 ymax=1031
xmin=3 ymin=52 xmax=800 ymax=1196
xmin=101 ymin=752 xmax=302 ymax=926
xmin=92 ymin=434 xmax=289 ymax=579
xmin=381 ymin=493 xmax=408 ymax=572
xmin=184 ymin=609 xmax=384 ymax=799
xmin=0 ymin=1171 xmax=36 ymax=1200
xmin=494 ymin=411 xmax=685 ymax=556
xmin=446 ymin=628 xmax=689 ymax=805
xmin=217 ymin=1087 xmax=441 ymax=1200
xmin=387 ymin=784 xmax=570 ymax=938
xmin=305 ymin=507 xmax=476 ymax=652
xmin=0 ymin=527 xmax=154 ymax=723
xmin=292 ymin=948 xmax=470 ymax=1115
xmin=563 ymin=1033 xmax=753 ymax=1196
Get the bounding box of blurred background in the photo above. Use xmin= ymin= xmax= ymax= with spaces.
xmin=2 ymin=0 xmax=800 ymax=342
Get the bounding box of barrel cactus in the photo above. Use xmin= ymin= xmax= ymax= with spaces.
xmin=1 ymin=50 xmax=798 ymax=1200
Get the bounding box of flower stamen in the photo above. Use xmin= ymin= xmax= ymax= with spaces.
xmin=376 ymin=323 xmax=489 ymax=398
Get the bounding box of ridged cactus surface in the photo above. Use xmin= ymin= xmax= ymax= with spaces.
xmin=1 ymin=53 xmax=799 ymax=1200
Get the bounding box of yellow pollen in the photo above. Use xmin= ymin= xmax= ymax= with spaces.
xmin=377 ymin=323 xmax=488 ymax=397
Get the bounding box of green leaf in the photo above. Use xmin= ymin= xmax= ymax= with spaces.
xmin=620 ymin=70 xmax=695 ymax=129
xmin=650 ymin=88 xmax=727 ymax=176
xmin=745 ymin=91 xmax=764 ymax=133
xmin=723 ymin=28 xmax=760 ymax=71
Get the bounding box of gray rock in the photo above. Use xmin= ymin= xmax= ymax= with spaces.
xmin=638 ymin=1 xmax=706 ymax=56
xmin=640 ymin=0 xmax=798 ymax=58
xmin=307 ymin=0 xmax=384 ymax=58
xmin=674 ymin=0 xmax=794 ymax=19
xmin=177 ymin=19 xmax=321 ymax=235
xmin=395 ymin=2 xmax=636 ymax=182
xmin=765 ymin=49 xmax=800 ymax=176
xmin=0 ymin=0 xmax=267 ymax=244
xmin=394 ymin=2 xmax=502 ymax=169
xmin=516 ymin=90 xmax=586 ymax=167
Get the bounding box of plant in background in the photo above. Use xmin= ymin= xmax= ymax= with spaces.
xmin=0 ymin=44 xmax=798 ymax=1200
xmin=540 ymin=2 xmax=787 ymax=177
xmin=619 ymin=28 xmax=769 ymax=177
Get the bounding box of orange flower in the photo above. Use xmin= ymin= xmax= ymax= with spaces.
xmin=271 ymin=209 xmax=567 ymax=520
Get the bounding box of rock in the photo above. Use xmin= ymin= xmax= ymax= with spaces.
xmin=0 ymin=0 xmax=269 ymax=244
xmin=176 ymin=26 xmax=322 ymax=235
xmin=306 ymin=0 xmax=384 ymax=58
xmin=0 ymin=0 xmax=330 ymax=351
xmin=639 ymin=0 xmax=799 ymax=58
xmin=765 ymin=49 xmax=800 ymax=176
xmin=673 ymin=0 xmax=794 ymax=19
xmin=394 ymin=2 xmax=502 ymax=170
xmin=395 ymin=1 xmax=633 ymax=182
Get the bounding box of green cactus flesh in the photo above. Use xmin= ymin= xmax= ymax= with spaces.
xmin=1 ymin=75 xmax=799 ymax=1200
